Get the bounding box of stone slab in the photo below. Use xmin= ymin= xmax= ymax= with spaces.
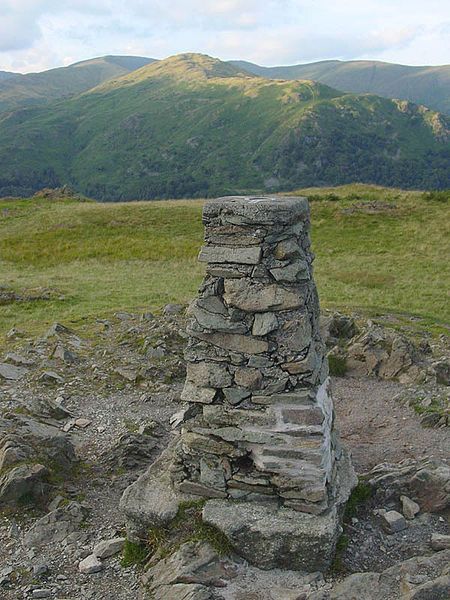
xmin=198 ymin=245 xmax=262 ymax=265
xmin=203 ymin=196 xmax=309 ymax=226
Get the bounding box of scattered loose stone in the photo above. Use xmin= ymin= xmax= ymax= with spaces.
xmin=75 ymin=418 xmax=92 ymax=429
xmin=39 ymin=371 xmax=64 ymax=384
xmin=400 ymin=495 xmax=420 ymax=519
xmin=32 ymin=589 xmax=52 ymax=598
xmin=379 ymin=510 xmax=407 ymax=534
xmin=4 ymin=352 xmax=34 ymax=366
xmin=0 ymin=566 xmax=13 ymax=585
xmin=431 ymin=533 xmax=450 ymax=550
xmin=93 ymin=537 xmax=126 ymax=559
xmin=32 ymin=563 xmax=50 ymax=577
xmin=163 ymin=303 xmax=184 ymax=315
xmin=79 ymin=554 xmax=103 ymax=574
xmin=0 ymin=362 xmax=28 ymax=380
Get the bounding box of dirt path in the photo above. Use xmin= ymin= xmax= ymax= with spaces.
xmin=333 ymin=376 xmax=449 ymax=473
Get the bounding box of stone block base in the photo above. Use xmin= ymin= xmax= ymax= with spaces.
xmin=202 ymin=448 xmax=356 ymax=571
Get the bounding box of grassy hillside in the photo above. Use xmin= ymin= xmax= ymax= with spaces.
xmin=0 ymin=185 xmax=448 ymax=344
xmin=0 ymin=54 xmax=448 ymax=200
xmin=0 ymin=55 xmax=155 ymax=113
xmin=231 ymin=59 xmax=450 ymax=116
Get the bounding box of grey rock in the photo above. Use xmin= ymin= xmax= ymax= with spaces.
xmin=79 ymin=554 xmax=103 ymax=574
xmin=203 ymin=499 xmax=341 ymax=571
xmin=178 ymin=481 xmax=227 ymax=498
xmin=44 ymin=322 xmax=73 ymax=337
xmin=52 ymin=343 xmax=78 ymax=363
xmin=252 ymin=312 xmax=278 ymax=336
xmin=152 ymin=584 xmax=213 ymax=600
xmin=93 ymin=537 xmax=126 ymax=559
xmin=0 ymin=566 xmax=13 ymax=585
xmin=114 ymin=366 xmax=138 ymax=382
xmin=101 ymin=432 xmax=158 ymax=469
xmin=270 ymin=261 xmax=309 ymax=282
xmin=189 ymin=302 xmax=247 ymax=334
xmin=32 ymin=590 xmax=52 ymax=599
xmin=431 ymin=533 xmax=450 ymax=550
xmin=234 ymin=367 xmax=262 ymax=390
xmin=163 ymin=304 xmax=184 ymax=315
xmin=0 ymin=463 xmax=49 ymax=505
xmin=199 ymin=245 xmax=262 ymax=265
xmin=191 ymin=331 xmax=268 ymax=354
xmin=144 ymin=541 xmax=234 ymax=593
xmin=224 ymin=279 xmax=304 ymax=312
xmin=39 ymin=370 xmax=64 ymax=384
xmin=4 ymin=352 xmax=34 ymax=366
xmin=181 ymin=381 xmax=216 ymax=404
xmin=170 ymin=406 xmax=197 ymax=429
xmin=24 ymin=502 xmax=88 ymax=547
xmin=379 ymin=509 xmax=407 ymax=533
xmin=367 ymin=458 xmax=450 ymax=512
xmin=203 ymin=195 xmax=309 ymax=226
xmin=120 ymin=443 xmax=196 ymax=541
xmin=0 ymin=362 xmax=28 ymax=380
xmin=223 ymin=387 xmax=251 ymax=404
xmin=400 ymin=494 xmax=420 ymax=519
xmin=320 ymin=312 xmax=358 ymax=346
xmin=0 ymin=412 xmax=76 ymax=478
xmin=274 ymin=238 xmax=302 ymax=260
xmin=32 ymin=563 xmax=50 ymax=577
xmin=433 ymin=359 xmax=450 ymax=385
xmin=6 ymin=326 xmax=25 ymax=339
xmin=186 ymin=362 xmax=232 ymax=388
xmin=329 ymin=550 xmax=450 ymax=600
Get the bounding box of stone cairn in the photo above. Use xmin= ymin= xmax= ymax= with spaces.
xmin=121 ymin=196 xmax=355 ymax=571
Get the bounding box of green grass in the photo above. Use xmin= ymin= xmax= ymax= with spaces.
xmin=121 ymin=539 xmax=149 ymax=567
xmin=328 ymin=354 xmax=348 ymax=377
xmin=0 ymin=184 xmax=449 ymax=344
xmin=144 ymin=500 xmax=233 ymax=562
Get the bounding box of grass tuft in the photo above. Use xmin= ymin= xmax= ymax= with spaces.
xmin=121 ymin=540 xmax=149 ymax=567
xmin=328 ymin=354 xmax=348 ymax=377
xmin=344 ymin=481 xmax=372 ymax=520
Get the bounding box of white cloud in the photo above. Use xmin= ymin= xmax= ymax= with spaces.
xmin=0 ymin=0 xmax=448 ymax=72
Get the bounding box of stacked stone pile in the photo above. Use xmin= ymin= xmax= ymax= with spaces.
xmin=121 ymin=195 xmax=355 ymax=571
xmin=171 ymin=196 xmax=343 ymax=515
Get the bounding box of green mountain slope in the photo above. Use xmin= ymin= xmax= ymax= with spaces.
xmin=230 ymin=60 xmax=450 ymax=115
xmin=0 ymin=55 xmax=155 ymax=113
xmin=0 ymin=53 xmax=448 ymax=199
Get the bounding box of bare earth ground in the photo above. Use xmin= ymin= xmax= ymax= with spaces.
xmin=0 ymin=313 xmax=448 ymax=599
xmin=333 ymin=377 xmax=449 ymax=472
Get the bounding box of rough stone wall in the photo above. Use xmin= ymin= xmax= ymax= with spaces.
xmin=171 ymin=196 xmax=342 ymax=515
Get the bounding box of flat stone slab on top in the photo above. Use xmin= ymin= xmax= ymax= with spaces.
xmin=203 ymin=195 xmax=309 ymax=226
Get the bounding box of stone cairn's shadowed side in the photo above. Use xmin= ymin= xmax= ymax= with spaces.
xmin=121 ymin=196 xmax=356 ymax=571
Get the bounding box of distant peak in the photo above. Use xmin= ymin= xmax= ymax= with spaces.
xmin=145 ymin=52 xmax=248 ymax=80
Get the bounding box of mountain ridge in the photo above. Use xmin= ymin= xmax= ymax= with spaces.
xmin=0 ymin=53 xmax=448 ymax=199
xmin=229 ymin=59 xmax=450 ymax=115
xmin=0 ymin=55 xmax=155 ymax=113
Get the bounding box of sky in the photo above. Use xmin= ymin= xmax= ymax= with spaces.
xmin=1 ymin=0 xmax=449 ymax=73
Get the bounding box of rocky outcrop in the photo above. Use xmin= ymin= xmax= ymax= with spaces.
xmin=366 ymin=458 xmax=450 ymax=513
xmin=0 ymin=409 xmax=76 ymax=506
xmin=312 ymin=550 xmax=450 ymax=600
